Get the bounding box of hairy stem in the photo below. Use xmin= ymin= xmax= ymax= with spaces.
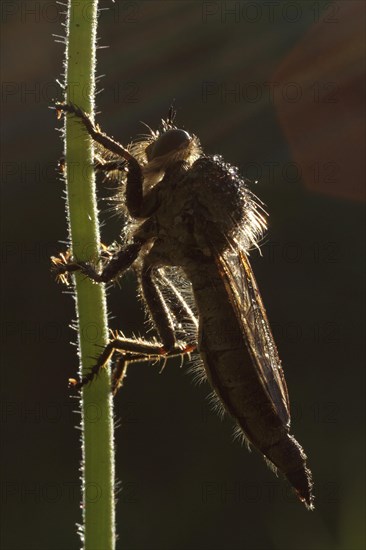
xmin=62 ymin=1 xmax=115 ymax=548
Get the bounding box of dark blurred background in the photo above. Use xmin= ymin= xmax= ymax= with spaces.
xmin=1 ymin=1 xmax=365 ymax=549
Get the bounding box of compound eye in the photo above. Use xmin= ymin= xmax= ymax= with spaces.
xmin=146 ymin=129 xmax=191 ymax=160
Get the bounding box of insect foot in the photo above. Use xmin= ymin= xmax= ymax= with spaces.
xmin=50 ymin=250 xmax=80 ymax=285
xmin=54 ymin=101 xmax=86 ymax=121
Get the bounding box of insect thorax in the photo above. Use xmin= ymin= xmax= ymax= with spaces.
xmin=136 ymin=154 xmax=261 ymax=269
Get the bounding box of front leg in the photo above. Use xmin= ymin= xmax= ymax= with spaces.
xmin=54 ymin=102 xmax=155 ymax=219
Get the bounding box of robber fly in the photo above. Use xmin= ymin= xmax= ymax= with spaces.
xmin=53 ymin=102 xmax=314 ymax=510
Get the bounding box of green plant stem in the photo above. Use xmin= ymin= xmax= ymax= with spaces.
xmin=63 ymin=1 xmax=115 ymax=548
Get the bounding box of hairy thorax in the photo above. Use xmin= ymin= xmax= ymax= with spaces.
xmin=139 ymin=155 xmax=250 ymax=268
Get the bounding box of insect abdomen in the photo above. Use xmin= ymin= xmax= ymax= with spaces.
xmin=188 ymin=262 xmax=314 ymax=509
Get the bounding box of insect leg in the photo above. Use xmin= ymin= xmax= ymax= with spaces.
xmin=94 ymin=157 xmax=160 ymax=217
xmin=55 ymin=102 xmax=148 ymax=219
xmin=71 ymin=336 xmax=192 ymax=393
xmin=55 ymin=102 xmax=134 ymax=161
xmin=141 ymin=263 xmax=177 ymax=352
xmin=52 ymin=241 xmax=141 ymax=284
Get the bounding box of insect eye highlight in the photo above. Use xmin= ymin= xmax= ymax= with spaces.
xmin=146 ymin=129 xmax=191 ymax=161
